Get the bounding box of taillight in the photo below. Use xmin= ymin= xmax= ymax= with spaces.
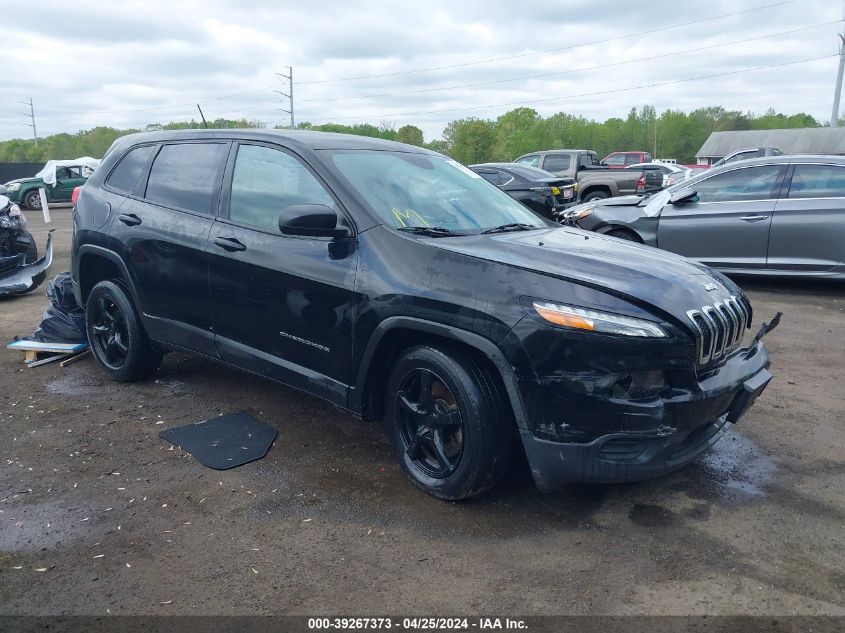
xmin=636 ymin=176 xmax=645 ymax=191
xmin=71 ymin=186 xmax=82 ymax=204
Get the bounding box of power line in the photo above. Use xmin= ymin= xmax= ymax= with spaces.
xmin=31 ymin=0 xmax=799 ymax=116
xmin=116 ymin=52 xmax=840 ymax=127
xmin=296 ymin=0 xmax=799 ymax=84
xmin=295 ymin=20 xmax=838 ymax=104
xmin=321 ymin=54 xmax=837 ymax=121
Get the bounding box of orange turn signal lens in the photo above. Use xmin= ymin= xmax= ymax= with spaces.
xmin=533 ymin=305 xmax=595 ymax=331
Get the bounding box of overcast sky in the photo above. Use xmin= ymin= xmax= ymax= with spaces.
xmin=0 ymin=0 xmax=842 ymax=142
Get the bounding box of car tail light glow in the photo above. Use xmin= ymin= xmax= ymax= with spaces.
xmin=71 ymin=186 xmax=82 ymax=204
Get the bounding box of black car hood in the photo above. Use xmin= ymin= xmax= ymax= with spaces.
xmin=429 ymin=227 xmax=736 ymax=322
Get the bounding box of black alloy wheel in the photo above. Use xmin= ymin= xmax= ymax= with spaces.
xmin=385 ymin=345 xmax=514 ymax=500
xmin=90 ymin=293 xmax=130 ymax=370
xmin=396 ymin=368 xmax=464 ymax=479
xmin=85 ymin=280 xmax=162 ymax=382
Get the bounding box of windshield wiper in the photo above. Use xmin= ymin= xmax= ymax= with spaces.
xmin=481 ymin=223 xmax=539 ymax=234
xmin=396 ymin=226 xmax=458 ymax=237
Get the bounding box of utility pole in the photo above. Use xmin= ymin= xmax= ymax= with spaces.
xmin=832 ymin=34 xmax=845 ymax=127
xmin=21 ymin=97 xmax=37 ymax=147
xmin=275 ymin=67 xmax=294 ymax=129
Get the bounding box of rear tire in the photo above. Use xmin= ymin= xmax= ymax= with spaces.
xmin=385 ymin=345 xmax=513 ymax=500
xmin=604 ymin=228 xmax=642 ymax=243
xmin=582 ymin=190 xmax=610 ymax=203
xmin=23 ymin=190 xmax=42 ymax=211
xmin=86 ymin=280 xmax=162 ymax=382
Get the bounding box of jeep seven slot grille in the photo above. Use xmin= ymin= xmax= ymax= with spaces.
xmin=686 ymin=295 xmax=751 ymax=366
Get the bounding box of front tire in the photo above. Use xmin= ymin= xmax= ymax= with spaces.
xmin=385 ymin=345 xmax=513 ymax=500
xmin=23 ymin=190 xmax=42 ymax=211
xmin=86 ymin=280 xmax=162 ymax=382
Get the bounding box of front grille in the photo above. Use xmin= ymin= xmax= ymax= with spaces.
xmin=686 ymin=295 xmax=752 ymax=366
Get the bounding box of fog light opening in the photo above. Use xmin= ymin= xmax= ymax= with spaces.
xmin=611 ymin=370 xmax=667 ymax=400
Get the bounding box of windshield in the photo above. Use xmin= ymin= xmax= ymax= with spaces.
xmin=324 ymin=150 xmax=548 ymax=233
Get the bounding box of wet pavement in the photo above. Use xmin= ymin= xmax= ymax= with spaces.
xmin=1 ymin=207 xmax=843 ymax=615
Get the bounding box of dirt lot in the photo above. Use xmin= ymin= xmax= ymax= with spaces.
xmin=1 ymin=206 xmax=843 ymax=616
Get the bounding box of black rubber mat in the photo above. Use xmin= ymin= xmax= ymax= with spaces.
xmin=159 ymin=411 xmax=277 ymax=470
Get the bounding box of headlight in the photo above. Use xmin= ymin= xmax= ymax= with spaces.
xmin=532 ymin=301 xmax=668 ymax=338
xmin=7 ymin=183 xmax=20 ymax=192
xmin=563 ymin=204 xmax=595 ymax=222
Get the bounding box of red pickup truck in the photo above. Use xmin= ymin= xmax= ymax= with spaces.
xmin=601 ymin=151 xmax=653 ymax=168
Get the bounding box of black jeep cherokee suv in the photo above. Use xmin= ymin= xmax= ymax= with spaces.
xmin=71 ymin=130 xmax=773 ymax=499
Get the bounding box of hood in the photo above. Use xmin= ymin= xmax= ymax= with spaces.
xmin=428 ymin=226 xmax=739 ymax=323
xmin=4 ymin=177 xmax=38 ymax=186
xmin=594 ymin=195 xmax=643 ymax=207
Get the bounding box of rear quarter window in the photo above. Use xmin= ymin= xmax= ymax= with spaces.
xmin=106 ymin=145 xmax=155 ymax=194
xmin=144 ymin=143 xmax=229 ymax=214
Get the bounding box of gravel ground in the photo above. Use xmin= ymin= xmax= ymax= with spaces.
xmin=0 ymin=206 xmax=843 ymax=616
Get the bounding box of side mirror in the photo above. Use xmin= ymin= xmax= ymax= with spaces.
xmin=670 ymin=188 xmax=698 ymax=205
xmin=278 ymin=204 xmax=349 ymax=239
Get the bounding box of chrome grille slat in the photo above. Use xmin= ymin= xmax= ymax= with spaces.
xmin=686 ymin=294 xmax=751 ymax=367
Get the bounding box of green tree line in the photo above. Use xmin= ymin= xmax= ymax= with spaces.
xmin=0 ymin=106 xmax=821 ymax=165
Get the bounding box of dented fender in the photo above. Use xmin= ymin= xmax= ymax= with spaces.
xmin=0 ymin=230 xmax=54 ymax=297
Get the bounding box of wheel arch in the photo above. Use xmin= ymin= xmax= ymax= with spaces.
xmin=76 ymin=245 xmax=141 ymax=309
xmin=579 ymin=184 xmax=612 ymax=200
xmin=352 ymin=317 xmax=529 ymax=431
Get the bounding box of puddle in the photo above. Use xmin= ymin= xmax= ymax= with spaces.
xmin=672 ymin=429 xmax=777 ymax=503
xmin=628 ymin=502 xmax=674 ymax=527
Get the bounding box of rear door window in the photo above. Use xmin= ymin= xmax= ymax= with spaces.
xmin=228 ymin=144 xmax=335 ymax=232
xmin=144 ymin=143 xmax=229 ymax=214
xmin=787 ymin=165 xmax=845 ymax=199
xmin=624 ymin=153 xmax=640 ymax=166
xmin=542 ymin=154 xmax=570 ymax=172
xmin=106 ymin=145 xmax=155 ymax=194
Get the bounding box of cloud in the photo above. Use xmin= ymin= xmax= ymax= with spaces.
xmin=0 ymin=0 xmax=840 ymax=143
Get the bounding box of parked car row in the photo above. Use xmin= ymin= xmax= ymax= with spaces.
xmin=513 ymin=149 xmax=663 ymax=202
xmin=561 ymin=155 xmax=845 ymax=279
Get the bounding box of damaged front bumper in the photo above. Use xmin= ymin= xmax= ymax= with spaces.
xmin=0 ymin=231 xmax=54 ymax=297
xmin=517 ymin=339 xmax=772 ymax=490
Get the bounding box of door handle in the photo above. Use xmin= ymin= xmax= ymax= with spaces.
xmin=118 ymin=213 xmax=142 ymax=226
xmin=213 ymin=236 xmax=247 ymax=252
xmin=740 ymin=215 xmax=768 ymax=222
